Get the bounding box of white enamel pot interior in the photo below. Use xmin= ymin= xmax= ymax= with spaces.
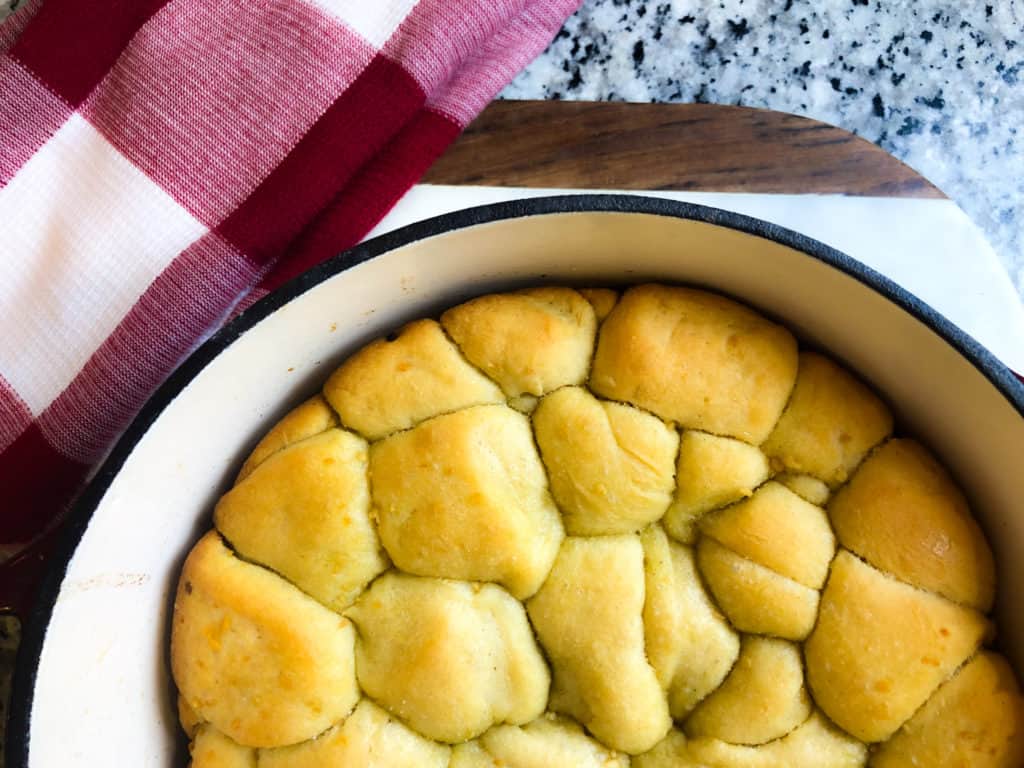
xmin=9 ymin=195 xmax=1024 ymax=767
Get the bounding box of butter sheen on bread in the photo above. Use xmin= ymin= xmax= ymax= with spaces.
xmin=174 ymin=284 xmax=1022 ymax=768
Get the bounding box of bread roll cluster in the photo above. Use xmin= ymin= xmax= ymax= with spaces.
xmin=172 ymin=284 xmax=1023 ymax=767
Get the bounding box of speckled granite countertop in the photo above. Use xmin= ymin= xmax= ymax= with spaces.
xmin=502 ymin=0 xmax=1024 ymax=297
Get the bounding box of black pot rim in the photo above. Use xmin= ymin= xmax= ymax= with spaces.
xmin=8 ymin=193 xmax=1024 ymax=767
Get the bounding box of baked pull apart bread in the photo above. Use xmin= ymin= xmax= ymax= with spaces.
xmin=172 ymin=284 xmax=1023 ymax=768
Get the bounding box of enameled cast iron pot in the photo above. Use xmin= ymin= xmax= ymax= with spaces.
xmin=8 ymin=195 xmax=1024 ymax=766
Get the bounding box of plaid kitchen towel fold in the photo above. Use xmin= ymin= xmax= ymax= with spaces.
xmin=0 ymin=0 xmax=581 ymax=546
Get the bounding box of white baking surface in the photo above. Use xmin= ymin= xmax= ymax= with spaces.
xmin=369 ymin=185 xmax=1024 ymax=373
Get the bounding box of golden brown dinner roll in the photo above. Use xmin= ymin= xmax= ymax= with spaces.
xmin=686 ymin=711 xmax=868 ymax=767
xmin=345 ymin=573 xmax=549 ymax=743
xmin=369 ymin=405 xmax=563 ymax=598
xmin=189 ymin=724 xmax=255 ymax=768
xmin=641 ymin=526 xmax=739 ymax=717
xmin=636 ymin=723 xmax=860 ymax=768
xmin=178 ymin=695 xmax=203 ymax=738
xmin=214 ymin=429 xmax=387 ymax=612
xmin=479 ymin=714 xmax=631 ymax=767
xmin=236 ymin=394 xmax=338 ymax=482
xmin=589 ymin=284 xmax=798 ymax=443
xmin=870 ymin=651 xmax=1024 ymax=768
xmin=805 ymin=550 xmax=990 ymax=742
xmin=170 ymin=283 xmax=1020 ymax=765
xmin=323 ymin=319 xmax=503 ymax=439
xmin=171 ymin=532 xmax=359 ymax=748
xmin=448 ymin=742 xmax=500 ymax=767
xmin=527 ymin=535 xmax=672 ymax=754
xmin=762 ymin=351 xmax=893 ymax=486
xmin=258 ymin=699 xmax=451 ymax=768
xmin=441 ymin=287 xmax=597 ymax=397
xmin=663 ymin=430 xmax=771 ymax=543
xmin=452 ymin=741 xmax=498 ymax=767
xmin=775 ymin=472 xmax=830 ymax=505
xmin=698 ymin=481 xmax=835 ymax=589
xmin=829 ymin=438 xmax=996 ymax=611
xmin=685 ymin=636 xmax=811 ymax=745
xmin=696 ymin=537 xmax=820 ymax=641
xmin=578 ymin=287 xmax=619 ymax=321
xmin=507 ymin=393 xmax=539 ymax=413
xmin=632 ymin=729 xmax=706 ymax=768
xmin=533 ymin=387 xmax=678 ymax=535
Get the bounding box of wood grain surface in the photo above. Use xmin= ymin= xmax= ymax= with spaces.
xmin=425 ymin=100 xmax=944 ymax=198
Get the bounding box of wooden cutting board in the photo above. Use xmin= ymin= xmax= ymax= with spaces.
xmin=425 ymin=100 xmax=943 ymax=199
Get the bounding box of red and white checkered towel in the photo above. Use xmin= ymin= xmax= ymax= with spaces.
xmin=0 ymin=0 xmax=580 ymax=550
